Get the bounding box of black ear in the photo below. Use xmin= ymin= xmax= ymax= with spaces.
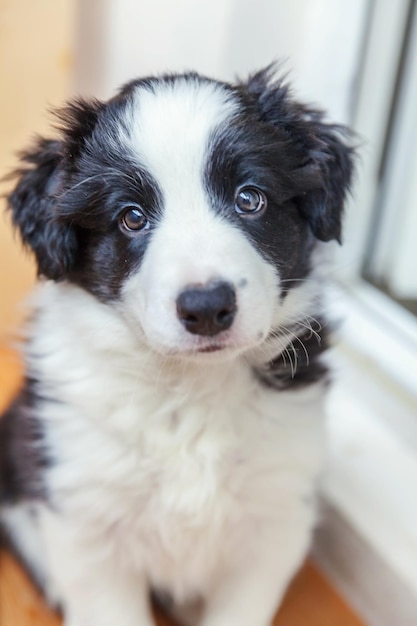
xmin=7 ymin=98 xmax=104 ymax=280
xmin=242 ymin=66 xmax=356 ymax=243
xmin=7 ymin=137 xmax=78 ymax=280
xmin=54 ymin=97 xmax=105 ymax=164
xmin=296 ymin=122 xmax=355 ymax=243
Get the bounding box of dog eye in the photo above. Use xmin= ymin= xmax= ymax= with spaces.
xmin=235 ymin=187 xmax=267 ymax=215
xmin=119 ymin=205 xmax=150 ymax=232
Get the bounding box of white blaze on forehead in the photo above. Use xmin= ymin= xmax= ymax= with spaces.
xmin=118 ymin=79 xmax=280 ymax=355
xmin=122 ymin=78 xmax=239 ymax=207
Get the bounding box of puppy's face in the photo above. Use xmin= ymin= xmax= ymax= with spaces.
xmin=8 ymin=70 xmax=354 ymax=359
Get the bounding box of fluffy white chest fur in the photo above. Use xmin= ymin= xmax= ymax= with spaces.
xmin=23 ymin=284 xmax=325 ymax=608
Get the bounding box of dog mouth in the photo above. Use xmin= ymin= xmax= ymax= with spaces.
xmin=169 ymin=329 xmax=266 ymax=357
xmin=196 ymin=344 xmax=225 ymax=353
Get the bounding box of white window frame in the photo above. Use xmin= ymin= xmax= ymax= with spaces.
xmin=367 ymin=0 xmax=417 ymax=297
xmin=318 ymin=3 xmax=417 ymax=623
xmin=316 ymin=281 xmax=417 ymax=626
xmin=340 ymin=0 xmax=411 ymax=279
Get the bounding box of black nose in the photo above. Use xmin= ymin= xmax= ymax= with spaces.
xmin=176 ymin=282 xmax=237 ymax=336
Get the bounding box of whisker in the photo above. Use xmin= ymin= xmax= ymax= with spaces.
xmin=281 ymin=327 xmax=310 ymax=367
xmin=286 ymin=341 xmax=297 ymax=377
xmin=59 ymin=173 xmax=108 ymax=198
xmin=294 ymin=319 xmax=320 ymax=343
xmin=59 ymin=168 xmax=143 ymax=199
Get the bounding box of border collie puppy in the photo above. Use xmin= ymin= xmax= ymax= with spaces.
xmin=0 ymin=67 xmax=353 ymax=626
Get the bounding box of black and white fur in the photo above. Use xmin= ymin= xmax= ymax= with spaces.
xmin=0 ymin=67 xmax=354 ymax=626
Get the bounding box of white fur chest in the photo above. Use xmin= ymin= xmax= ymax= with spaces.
xmin=42 ymin=377 xmax=324 ymax=599
xmin=30 ymin=285 xmax=326 ymax=600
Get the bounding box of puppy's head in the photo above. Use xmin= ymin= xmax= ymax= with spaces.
xmin=7 ymin=67 xmax=354 ymax=359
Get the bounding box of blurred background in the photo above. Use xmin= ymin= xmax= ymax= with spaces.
xmin=0 ymin=0 xmax=416 ymax=338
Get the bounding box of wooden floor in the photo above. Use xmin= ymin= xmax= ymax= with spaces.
xmin=0 ymin=345 xmax=365 ymax=626
xmin=0 ymin=550 xmax=365 ymax=626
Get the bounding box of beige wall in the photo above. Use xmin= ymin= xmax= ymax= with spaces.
xmin=0 ymin=0 xmax=75 ymax=341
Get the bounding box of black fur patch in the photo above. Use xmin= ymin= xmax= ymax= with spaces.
xmin=55 ymin=92 xmax=163 ymax=301
xmin=204 ymin=67 xmax=354 ymax=288
xmin=7 ymin=95 xmax=163 ymax=300
xmin=206 ymin=120 xmax=316 ymax=285
xmin=238 ymin=67 xmax=355 ymax=244
xmin=62 ymin=161 xmax=162 ymax=301
xmin=0 ymin=379 xmax=50 ymax=503
xmin=256 ymin=319 xmax=330 ymax=389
